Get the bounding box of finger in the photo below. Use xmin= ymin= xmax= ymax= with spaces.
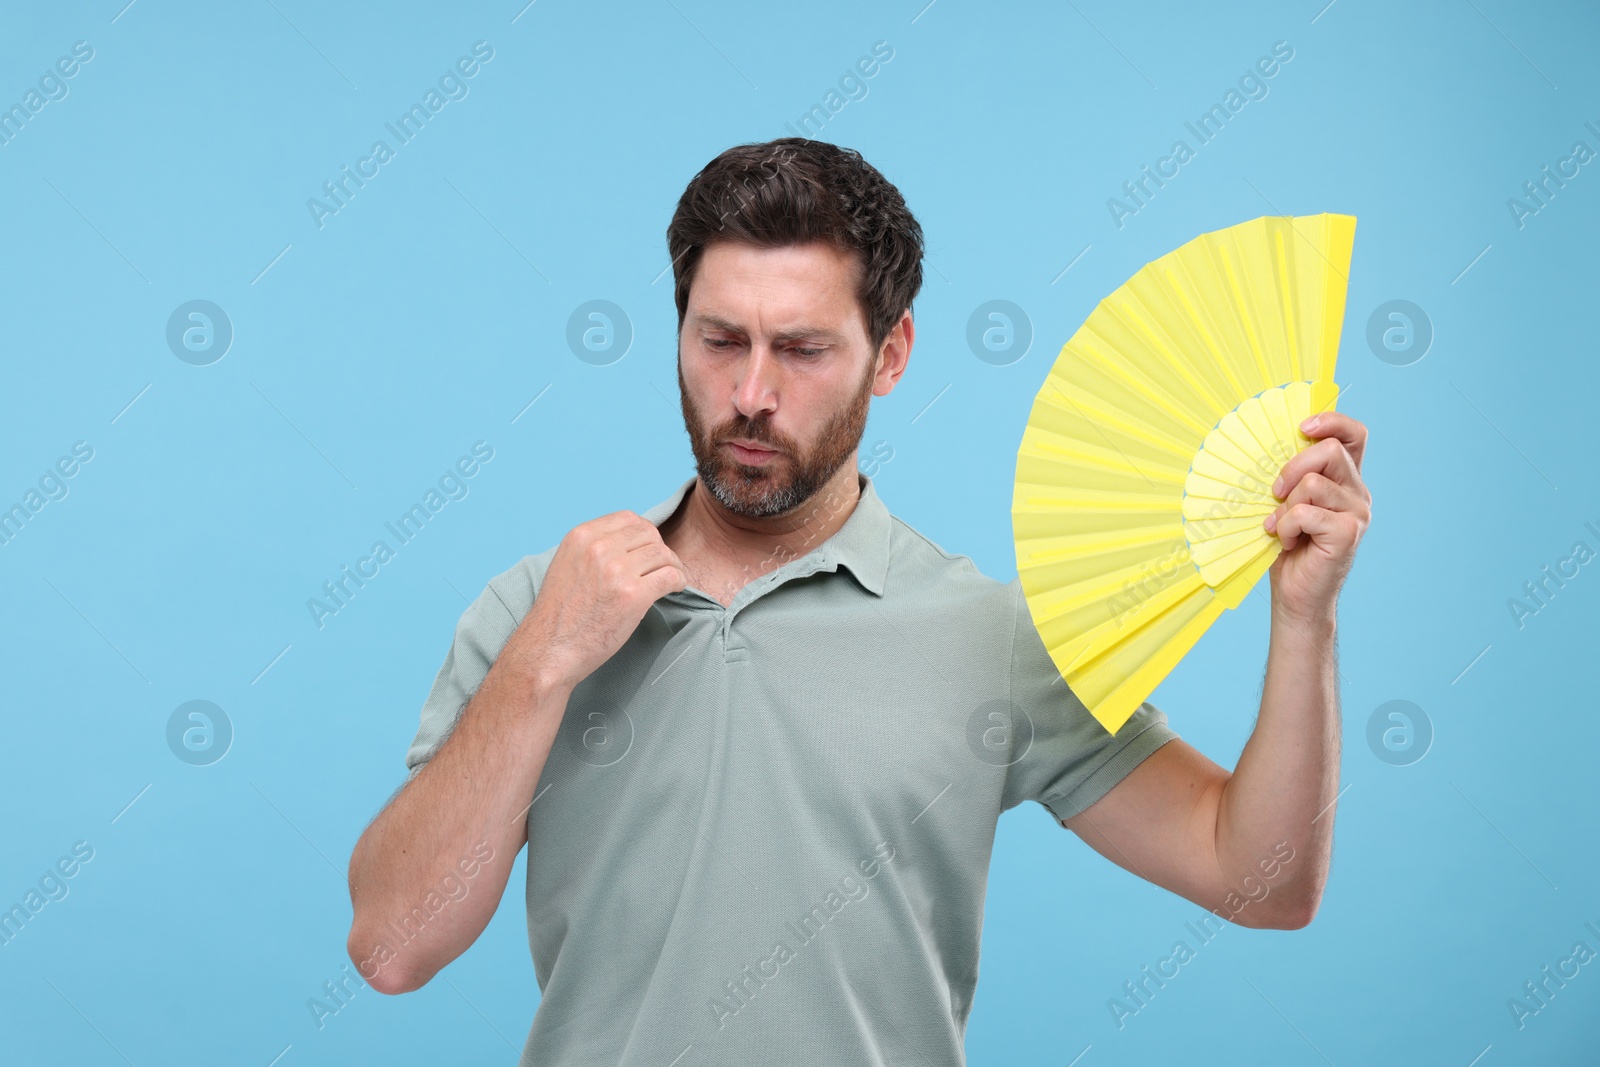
xmin=1266 ymin=471 xmax=1367 ymax=533
xmin=1297 ymin=411 xmax=1368 ymax=473
xmin=637 ymin=548 xmax=688 ymax=595
xmin=594 ymin=513 xmax=673 ymax=556
xmin=566 ymin=510 xmax=648 ymax=554
xmin=627 ymin=540 xmax=686 ymax=580
xmin=646 ymin=564 xmax=689 ymax=598
xmin=1273 ymin=435 xmax=1364 ymax=502
xmin=1270 ymin=501 xmax=1362 ymax=554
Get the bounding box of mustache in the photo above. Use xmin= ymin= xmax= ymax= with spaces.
xmin=717 ymin=423 xmax=786 ymax=451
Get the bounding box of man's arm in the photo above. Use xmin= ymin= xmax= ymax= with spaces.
xmin=346 ymin=509 xmax=689 ymax=994
xmin=346 ymin=649 xmax=574 ymax=994
xmin=1063 ymin=608 xmax=1339 ymax=930
xmin=1063 ymin=410 xmax=1370 ymax=931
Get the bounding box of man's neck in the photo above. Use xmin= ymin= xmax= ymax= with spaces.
xmin=659 ymin=465 xmax=863 ymax=605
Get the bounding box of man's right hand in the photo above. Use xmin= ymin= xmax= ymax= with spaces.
xmin=349 ymin=511 xmax=685 ymax=995
xmin=511 ymin=511 xmax=689 ymax=693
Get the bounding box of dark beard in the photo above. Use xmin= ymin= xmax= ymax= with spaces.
xmin=678 ymin=354 xmax=875 ymax=519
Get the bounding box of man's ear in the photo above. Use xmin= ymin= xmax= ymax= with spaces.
xmin=873 ymin=309 xmax=914 ymax=396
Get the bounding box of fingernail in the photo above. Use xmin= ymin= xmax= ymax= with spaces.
xmin=1301 ymin=415 xmax=1319 ymax=431
xmin=1265 ymin=512 xmax=1277 ymax=532
xmin=1271 ymin=475 xmax=1284 ymax=496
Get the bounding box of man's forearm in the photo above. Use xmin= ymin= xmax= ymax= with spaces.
xmin=1214 ymin=604 xmax=1341 ymax=927
xmin=346 ymin=647 xmax=573 ymax=993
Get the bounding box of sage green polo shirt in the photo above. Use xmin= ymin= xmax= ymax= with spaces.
xmin=406 ymin=471 xmax=1179 ymax=1066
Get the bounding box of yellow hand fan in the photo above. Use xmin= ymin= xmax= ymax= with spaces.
xmin=1012 ymin=213 xmax=1356 ymax=735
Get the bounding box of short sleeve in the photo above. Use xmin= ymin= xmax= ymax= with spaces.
xmin=1001 ymin=577 xmax=1180 ymax=822
xmin=404 ymin=572 xmax=524 ymax=774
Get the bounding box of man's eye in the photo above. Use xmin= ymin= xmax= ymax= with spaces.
xmin=703 ymin=338 xmax=822 ymax=356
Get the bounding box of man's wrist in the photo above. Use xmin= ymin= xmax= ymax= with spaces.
xmin=494 ymin=637 xmax=575 ymax=708
xmin=1269 ymin=603 xmax=1337 ymax=651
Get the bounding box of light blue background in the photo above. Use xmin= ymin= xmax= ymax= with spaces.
xmin=2 ymin=1 xmax=1597 ymax=1063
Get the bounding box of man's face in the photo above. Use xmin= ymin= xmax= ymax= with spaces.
xmin=677 ymin=239 xmax=885 ymax=519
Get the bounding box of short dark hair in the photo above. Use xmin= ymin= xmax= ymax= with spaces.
xmin=666 ymin=137 xmax=924 ymax=355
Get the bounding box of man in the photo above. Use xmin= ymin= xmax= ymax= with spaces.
xmin=346 ymin=137 xmax=1371 ymax=1065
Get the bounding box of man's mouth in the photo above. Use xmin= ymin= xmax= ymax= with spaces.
xmin=725 ymin=440 xmax=778 ymax=463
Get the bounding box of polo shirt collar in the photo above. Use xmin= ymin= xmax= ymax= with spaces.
xmin=640 ymin=472 xmax=890 ymax=598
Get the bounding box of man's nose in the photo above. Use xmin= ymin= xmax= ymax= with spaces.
xmin=732 ymin=344 xmax=779 ymax=416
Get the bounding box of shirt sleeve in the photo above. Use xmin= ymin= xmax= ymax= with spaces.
xmin=404 ymin=573 xmax=523 ymax=774
xmin=1001 ymin=577 xmax=1180 ymax=822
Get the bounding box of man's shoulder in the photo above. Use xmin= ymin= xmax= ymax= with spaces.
xmin=461 ymin=545 xmax=560 ymax=637
xmin=883 ymin=510 xmax=1017 ymax=605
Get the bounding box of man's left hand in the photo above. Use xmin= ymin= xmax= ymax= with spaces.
xmin=1263 ymin=410 xmax=1373 ymax=625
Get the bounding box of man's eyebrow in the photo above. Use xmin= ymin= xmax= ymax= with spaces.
xmin=690 ymin=312 xmax=846 ymax=344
